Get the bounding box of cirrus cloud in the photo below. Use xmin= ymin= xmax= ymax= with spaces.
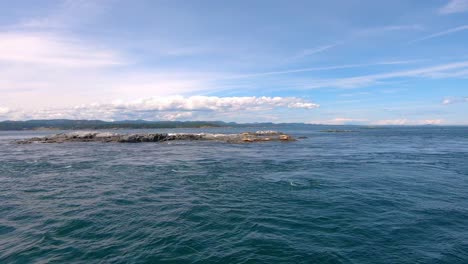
xmin=442 ymin=96 xmax=468 ymax=105
xmin=0 ymin=32 xmax=124 ymax=67
xmin=439 ymin=0 xmax=468 ymax=14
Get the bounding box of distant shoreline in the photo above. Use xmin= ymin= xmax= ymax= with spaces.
xmin=0 ymin=119 xmax=464 ymax=131
xmin=0 ymin=120 xmax=234 ymax=131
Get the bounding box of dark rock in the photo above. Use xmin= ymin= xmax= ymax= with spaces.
xmin=15 ymin=131 xmax=297 ymax=144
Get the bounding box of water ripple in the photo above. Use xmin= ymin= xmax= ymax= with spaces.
xmin=0 ymin=126 xmax=467 ymax=263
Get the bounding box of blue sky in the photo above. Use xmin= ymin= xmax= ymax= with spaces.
xmin=0 ymin=0 xmax=467 ymax=124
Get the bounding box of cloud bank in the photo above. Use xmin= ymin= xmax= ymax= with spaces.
xmin=1 ymin=96 xmax=319 ymax=121
xmin=374 ymin=119 xmax=443 ymax=125
xmin=307 ymin=117 xmax=445 ymax=125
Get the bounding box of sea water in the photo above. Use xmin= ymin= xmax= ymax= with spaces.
xmin=0 ymin=125 xmax=467 ymax=263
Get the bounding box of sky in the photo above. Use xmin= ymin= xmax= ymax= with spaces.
xmin=0 ymin=0 xmax=467 ymax=124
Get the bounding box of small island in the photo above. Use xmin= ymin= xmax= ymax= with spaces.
xmin=15 ymin=131 xmax=295 ymax=144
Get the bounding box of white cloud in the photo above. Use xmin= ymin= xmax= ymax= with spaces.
xmin=159 ymin=112 xmax=194 ymax=121
xmin=410 ymin=25 xmax=468 ymax=43
xmin=292 ymin=44 xmax=338 ymax=60
xmin=304 ymin=61 xmax=468 ymax=89
xmin=90 ymin=96 xmax=319 ymax=112
xmin=442 ymin=96 xmax=468 ymax=105
xmin=12 ymin=0 xmax=106 ymax=30
xmin=373 ymin=119 xmax=443 ymax=125
xmin=0 ymin=107 xmax=10 ymax=115
xmin=0 ymin=32 xmax=124 ymax=67
xmin=1 ymin=27 xmax=466 ymax=108
xmin=210 ymin=61 xmax=468 ymax=92
xmin=379 ymin=25 xmax=424 ymax=31
xmin=308 ymin=117 xmax=368 ymax=125
xmin=228 ymin=60 xmax=421 ymax=80
xmin=439 ymin=0 xmax=468 ymax=14
xmin=305 ymin=118 xmax=446 ymax=126
xmin=421 ymin=119 xmax=443 ymax=125
xmin=374 ymin=119 xmax=409 ymax=125
xmin=356 ymin=24 xmax=424 ymax=36
xmin=301 ymin=45 xmax=337 ymax=55
xmin=331 ymin=118 xmax=366 ymax=123
xmin=0 ymin=31 xmax=225 ymax=109
xmin=1 ymin=96 xmax=319 ymax=121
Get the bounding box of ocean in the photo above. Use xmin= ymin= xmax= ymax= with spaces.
xmin=1 ymin=125 xmax=467 ymax=263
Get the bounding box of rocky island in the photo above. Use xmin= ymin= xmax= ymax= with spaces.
xmin=15 ymin=131 xmax=295 ymax=144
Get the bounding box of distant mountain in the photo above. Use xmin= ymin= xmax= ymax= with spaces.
xmin=0 ymin=119 xmax=234 ymax=131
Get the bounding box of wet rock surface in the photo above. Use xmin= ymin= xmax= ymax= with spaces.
xmin=15 ymin=131 xmax=296 ymax=144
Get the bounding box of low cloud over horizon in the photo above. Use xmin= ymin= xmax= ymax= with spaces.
xmin=0 ymin=96 xmax=319 ymax=122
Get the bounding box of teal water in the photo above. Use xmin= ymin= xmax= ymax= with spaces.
xmin=1 ymin=125 xmax=467 ymax=263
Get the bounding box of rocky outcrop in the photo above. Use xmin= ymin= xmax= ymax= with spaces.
xmin=15 ymin=131 xmax=296 ymax=144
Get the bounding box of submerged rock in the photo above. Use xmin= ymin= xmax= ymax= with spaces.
xmin=15 ymin=131 xmax=296 ymax=144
